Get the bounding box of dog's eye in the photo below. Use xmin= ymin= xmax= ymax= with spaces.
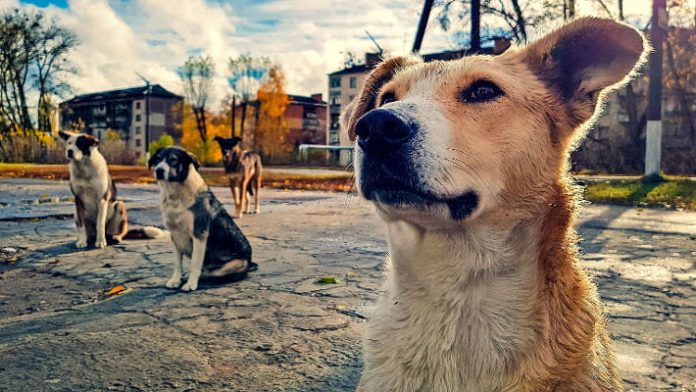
xmin=460 ymin=81 xmax=503 ymax=103
xmin=380 ymin=92 xmax=397 ymax=106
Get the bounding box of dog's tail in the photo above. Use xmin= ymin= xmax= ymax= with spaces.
xmin=124 ymin=226 xmax=166 ymax=240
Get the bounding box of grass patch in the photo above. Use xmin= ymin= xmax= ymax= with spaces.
xmin=584 ymin=177 xmax=696 ymax=211
xmin=0 ymin=163 xmax=355 ymax=192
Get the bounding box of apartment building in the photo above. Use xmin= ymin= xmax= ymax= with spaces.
xmin=59 ymin=84 xmax=183 ymax=154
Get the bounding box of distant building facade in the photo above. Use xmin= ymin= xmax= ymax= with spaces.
xmin=286 ymin=93 xmax=327 ymax=147
xmin=327 ymin=41 xmax=510 ymax=165
xmin=235 ymin=93 xmax=327 ymax=164
xmin=59 ymin=84 xmax=183 ymax=154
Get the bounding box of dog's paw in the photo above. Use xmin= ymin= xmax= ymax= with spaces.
xmin=165 ymin=278 xmax=181 ymax=289
xmin=254 ymin=207 xmax=260 ymax=214
xmin=75 ymin=239 xmax=88 ymax=248
xmin=180 ymin=281 xmax=198 ymax=292
xmin=94 ymin=239 xmax=107 ymax=249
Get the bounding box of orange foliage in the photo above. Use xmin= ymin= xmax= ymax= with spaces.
xmin=178 ymin=103 xmax=230 ymax=164
xmin=255 ymin=66 xmax=292 ymax=161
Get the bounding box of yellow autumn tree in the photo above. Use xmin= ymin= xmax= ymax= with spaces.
xmin=178 ymin=103 xmax=229 ymax=165
xmin=255 ymin=65 xmax=291 ymax=162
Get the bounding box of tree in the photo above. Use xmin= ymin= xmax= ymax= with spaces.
xmin=178 ymin=55 xmax=214 ymax=142
xmin=435 ymin=0 xmax=556 ymax=43
xmin=34 ymin=20 xmax=77 ymax=133
xmin=255 ymin=65 xmax=291 ymax=161
xmin=0 ymin=8 xmax=77 ymax=134
xmin=0 ymin=9 xmax=41 ymax=132
xmin=178 ymin=103 xmax=229 ymax=165
xmin=228 ymin=54 xmax=270 ymax=138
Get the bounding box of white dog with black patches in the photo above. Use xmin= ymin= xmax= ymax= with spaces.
xmin=149 ymin=147 xmax=256 ymax=292
xmin=59 ymin=131 xmax=162 ymax=249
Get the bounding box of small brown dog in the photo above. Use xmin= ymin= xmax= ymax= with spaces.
xmin=343 ymin=18 xmax=648 ymax=391
xmin=214 ymin=136 xmax=263 ymax=218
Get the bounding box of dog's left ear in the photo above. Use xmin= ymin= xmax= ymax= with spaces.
xmin=148 ymin=148 xmax=163 ymax=168
xmin=343 ymin=56 xmax=421 ymax=141
xmin=58 ymin=130 xmax=71 ymax=141
xmin=523 ymin=17 xmax=648 ymax=121
xmin=187 ymin=151 xmax=201 ymax=170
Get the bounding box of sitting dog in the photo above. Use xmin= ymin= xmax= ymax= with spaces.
xmin=58 ymin=131 xmax=162 ymax=249
xmin=214 ymin=136 xmax=263 ymax=218
xmin=342 ymin=18 xmax=648 ymax=391
xmin=148 ymin=146 xmax=256 ymax=291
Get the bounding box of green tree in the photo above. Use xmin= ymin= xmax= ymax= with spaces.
xmin=148 ymin=133 xmax=174 ymax=156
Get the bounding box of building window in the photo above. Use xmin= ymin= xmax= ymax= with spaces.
xmin=349 ymin=77 xmax=357 ymax=88
xmin=330 ymin=76 xmax=341 ymax=88
xmin=330 ymin=96 xmax=340 ymax=106
xmin=135 ymin=139 xmax=141 ymax=147
xmin=135 ymin=114 xmax=141 ymax=122
xmin=135 ymin=101 xmax=141 ymax=109
xmin=135 ymin=126 xmax=141 ymax=135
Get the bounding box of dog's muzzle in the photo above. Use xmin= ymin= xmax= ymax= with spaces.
xmin=155 ymin=168 xmax=165 ymax=180
xmin=356 ymin=108 xmax=479 ymax=221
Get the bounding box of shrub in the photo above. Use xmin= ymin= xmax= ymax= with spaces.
xmin=0 ymin=130 xmax=64 ymax=163
xmin=99 ymin=130 xmax=139 ymax=165
xmin=148 ymin=133 xmax=174 ymax=156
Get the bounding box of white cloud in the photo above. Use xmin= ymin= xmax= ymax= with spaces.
xmin=3 ymin=0 xmax=654 ymax=111
xmin=0 ymin=0 xmax=18 ymax=9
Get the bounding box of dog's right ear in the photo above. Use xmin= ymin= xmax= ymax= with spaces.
xmin=58 ymin=130 xmax=71 ymax=141
xmin=148 ymin=149 xmax=163 ymax=168
xmin=521 ymin=17 xmax=648 ymax=127
xmin=343 ymin=56 xmax=421 ymax=141
xmin=187 ymin=151 xmax=201 ymax=170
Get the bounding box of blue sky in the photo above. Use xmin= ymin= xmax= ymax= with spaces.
xmin=6 ymin=0 xmax=654 ymax=106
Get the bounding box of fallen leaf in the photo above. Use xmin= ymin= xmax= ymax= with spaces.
xmin=315 ymin=277 xmax=338 ymax=284
xmin=106 ymin=285 xmax=126 ymax=296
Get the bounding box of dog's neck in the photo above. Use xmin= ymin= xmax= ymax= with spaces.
xmin=223 ymin=148 xmax=244 ymax=173
xmin=372 ymin=183 xmax=594 ymax=386
xmin=158 ymin=166 xmax=207 ymax=205
xmin=69 ymin=149 xmax=107 ymax=180
xmin=384 ymin=214 xmax=542 ymax=301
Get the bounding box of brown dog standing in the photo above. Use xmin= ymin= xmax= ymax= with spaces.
xmin=344 ymin=18 xmax=649 ymax=391
xmin=214 ymin=136 xmax=263 ymax=218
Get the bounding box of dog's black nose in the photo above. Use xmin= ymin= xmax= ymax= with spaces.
xmin=356 ymin=109 xmax=416 ymax=152
xmin=67 ymin=150 xmax=74 ymax=159
xmin=155 ymin=168 xmax=165 ymax=180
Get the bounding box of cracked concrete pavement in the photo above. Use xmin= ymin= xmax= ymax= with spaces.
xmin=0 ymin=178 xmax=694 ymax=391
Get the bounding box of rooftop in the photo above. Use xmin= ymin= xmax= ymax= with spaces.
xmin=288 ymin=94 xmax=327 ymax=106
xmin=328 ymin=46 xmax=501 ymax=76
xmin=61 ymin=84 xmax=182 ymax=105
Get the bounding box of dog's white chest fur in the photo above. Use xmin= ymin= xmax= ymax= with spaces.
xmin=161 ymin=197 xmax=194 ymax=255
xmin=69 ymin=158 xmax=109 ymax=214
xmin=159 ymin=181 xmax=201 ymax=257
xmin=361 ymin=221 xmax=541 ymax=392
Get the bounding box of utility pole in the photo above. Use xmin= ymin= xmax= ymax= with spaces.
xmin=471 ymin=0 xmax=481 ymax=52
xmin=644 ymin=0 xmax=667 ymax=178
xmin=412 ymin=0 xmax=434 ymax=54
xmin=231 ymin=95 xmax=236 ymax=137
xmin=136 ymin=73 xmax=152 ymax=160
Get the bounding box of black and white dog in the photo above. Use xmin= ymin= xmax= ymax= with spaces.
xmin=148 ymin=147 xmax=256 ymax=291
xmin=59 ymin=131 xmax=162 ymax=248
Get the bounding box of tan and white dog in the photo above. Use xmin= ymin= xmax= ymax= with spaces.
xmin=59 ymin=131 xmax=162 ymax=249
xmin=343 ymin=18 xmax=648 ymax=391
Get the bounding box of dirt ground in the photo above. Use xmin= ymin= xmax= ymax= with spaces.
xmin=0 ymin=179 xmax=695 ymax=391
